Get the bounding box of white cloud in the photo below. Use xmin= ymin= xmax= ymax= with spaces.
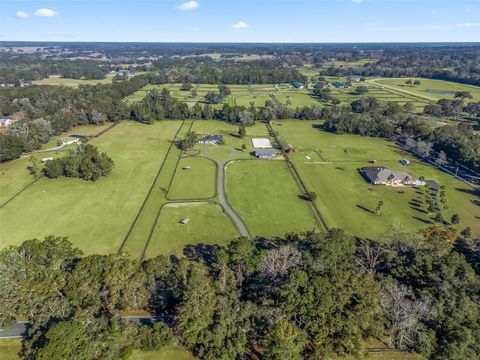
xmin=352 ymin=0 xmax=362 ymax=3
xmin=177 ymin=1 xmax=199 ymax=10
xmin=455 ymin=22 xmax=479 ymax=28
xmin=16 ymin=11 xmax=29 ymax=19
xmin=34 ymin=8 xmax=58 ymax=17
xmin=232 ymin=21 xmax=248 ymax=30
xmin=465 ymin=7 xmax=470 ymax=12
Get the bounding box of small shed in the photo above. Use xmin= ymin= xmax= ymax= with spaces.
xmin=179 ymin=218 xmax=190 ymax=224
xmin=182 ymin=166 xmax=191 ymax=170
xmin=41 ymin=157 xmax=54 ymax=163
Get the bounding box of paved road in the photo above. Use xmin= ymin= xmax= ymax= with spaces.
xmin=0 ymin=322 xmax=28 ymax=338
xmin=202 ymin=150 xmax=250 ymax=238
xmin=0 ymin=317 xmax=170 ymax=338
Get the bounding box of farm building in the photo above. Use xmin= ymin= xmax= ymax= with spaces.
xmin=41 ymin=157 xmax=54 ymax=163
xmin=198 ymin=135 xmax=224 ymax=145
xmin=60 ymin=137 xmax=81 ymax=146
xmin=292 ymin=81 xmax=304 ymax=90
xmin=360 ymin=167 xmax=416 ymax=186
xmin=255 ymin=149 xmax=277 ymax=159
xmin=252 ymin=138 xmax=272 ymax=149
xmin=332 ymin=81 xmax=346 ymax=89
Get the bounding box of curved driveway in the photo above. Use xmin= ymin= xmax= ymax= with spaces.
xmin=202 ymin=150 xmax=250 ymax=238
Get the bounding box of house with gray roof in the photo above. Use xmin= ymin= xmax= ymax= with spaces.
xmin=360 ymin=167 xmax=416 ymax=186
xmin=198 ymin=135 xmax=224 ymax=145
xmin=255 ymin=149 xmax=277 ymax=159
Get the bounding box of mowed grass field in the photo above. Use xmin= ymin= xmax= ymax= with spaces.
xmin=168 ymin=156 xmax=217 ymax=200
xmin=0 ymin=339 xmax=21 ymax=360
xmin=272 ymin=120 xmax=480 ymax=240
xmin=374 ymin=78 xmax=480 ymax=102
xmin=0 ymin=121 xmax=182 ymax=254
xmin=226 ymin=160 xmax=319 ymax=237
xmin=32 ymin=74 xmax=115 ymax=87
xmin=144 ymin=202 xmax=238 ymax=258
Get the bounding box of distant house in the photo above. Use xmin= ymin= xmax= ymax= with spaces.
xmin=179 ymin=218 xmax=190 ymax=224
xmin=360 ymin=167 xmax=416 ymax=186
xmin=252 ymin=138 xmax=272 ymax=149
xmin=400 ymin=159 xmax=410 ymax=166
xmin=198 ymin=135 xmax=224 ymax=145
xmin=41 ymin=157 xmax=54 ymax=163
xmin=61 ymin=137 xmax=81 ymax=146
xmin=117 ymin=69 xmax=130 ymax=77
xmin=332 ymin=81 xmax=346 ymax=89
xmin=255 ymin=149 xmax=277 ymax=159
xmin=285 ymin=144 xmax=298 ymax=154
xmin=292 ymin=81 xmax=304 ymax=90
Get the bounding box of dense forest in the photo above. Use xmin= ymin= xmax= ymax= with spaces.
xmin=1 ymin=226 xmax=478 ymax=359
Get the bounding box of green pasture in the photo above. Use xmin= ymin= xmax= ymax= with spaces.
xmin=272 ymin=120 xmax=480 ymax=239
xmin=0 ymin=339 xmax=21 ymax=360
xmin=120 ymin=121 xmax=192 ymax=259
xmin=168 ymin=156 xmax=217 ymax=200
xmin=32 ymin=74 xmax=115 ymax=87
xmin=144 ymin=202 xmax=238 ymax=258
xmin=373 ymin=78 xmax=480 ymax=102
xmin=225 ymin=159 xmax=318 ymax=237
xmin=0 ymin=121 xmax=182 ymax=254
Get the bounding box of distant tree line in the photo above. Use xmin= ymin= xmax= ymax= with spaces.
xmin=323 ymin=97 xmax=480 ymax=171
xmin=0 ymin=225 xmax=478 ymax=359
xmin=0 ymin=75 xmax=149 ymax=162
xmin=318 ymin=46 xmax=480 ymax=86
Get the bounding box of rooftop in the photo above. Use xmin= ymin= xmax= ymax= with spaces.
xmin=361 ymin=167 xmax=413 ymax=183
xmin=252 ymin=138 xmax=272 ymax=149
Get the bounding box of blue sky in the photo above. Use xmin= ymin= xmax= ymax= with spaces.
xmin=0 ymin=0 xmax=479 ymax=42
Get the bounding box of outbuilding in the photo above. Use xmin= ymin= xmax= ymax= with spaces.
xmin=255 ymin=149 xmax=277 ymax=159
xmin=252 ymin=138 xmax=272 ymax=149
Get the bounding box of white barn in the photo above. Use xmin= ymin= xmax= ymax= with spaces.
xmin=252 ymin=138 xmax=272 ymax=149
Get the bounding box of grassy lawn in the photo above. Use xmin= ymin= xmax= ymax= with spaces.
xmin=225 ymin=160 xmax=319 ymax=237
xmin=272 ymin=120 xmax=480 ymax=239
xmin=32 ymin=74 xmax=115 ymax=87
xmin=129 ymin=347 xmax=195 ymax=360
xmin=0 ymin=121 xmax=182 ymax=254
xmin=144 ymin=202 xmax=239 ymax=258
xmin=0 ymin=124 xmax=112 ymax=205
xmin=0 ymin=339 xmax=21 ymax=360
xmin=168 ymin=156 xmax=217 ymax=200
xmin=374 ymin=78 xmax=480 ymax=102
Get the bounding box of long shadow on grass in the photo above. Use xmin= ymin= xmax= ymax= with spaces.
xmin=412 ymin=216 xmax=433 ymax=224
xmin=356 ymin=204 xmax=375 ymax=214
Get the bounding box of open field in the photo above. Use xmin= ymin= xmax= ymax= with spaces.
xmin=0 ymin=124 xmax=113 ymax=206
xmin=374 ymin=78 xmax=480 ymax=102
xmin=129 ymin=347 xmax=195 ymax=360
xmin=32 ymin=74 xmax=115 ymax=87
xmin=0 ymin=339 xmax=21 ymax=360
xmin=272 ymin=120 xmax=480 ymax=239
xmin=0 ymin=121 xmax=182 ymax=254
xmin=144 ymin=202 xmax=238 ymax=258
xmin=167 ymin=156 xmax=217 ymax=200
xmin=226 ymin=160 xmax=319 ymax=237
